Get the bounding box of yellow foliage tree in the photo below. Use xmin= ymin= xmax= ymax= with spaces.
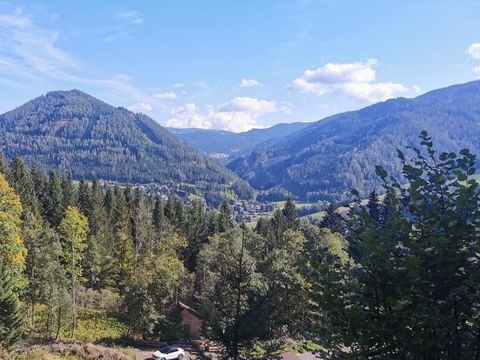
xmin=58 ymin=206 xmax=89 ymax=339
xmin=0 ymin=173 xmax=26 ymax=286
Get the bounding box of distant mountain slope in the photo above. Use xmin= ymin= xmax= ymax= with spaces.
xmin=0 ymin=90 xmax=252 ymax=198
xmin=228 ymin=81 xmax=480 ymax=201
xmin=167 ymin=122 xmax=310 ymax=158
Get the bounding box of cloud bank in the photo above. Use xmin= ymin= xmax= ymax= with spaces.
xmin=291 ymin=59 xmax=407 ymax=103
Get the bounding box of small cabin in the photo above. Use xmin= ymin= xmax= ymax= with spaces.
xmin=177 ymin=301 xmax=203 ymax=339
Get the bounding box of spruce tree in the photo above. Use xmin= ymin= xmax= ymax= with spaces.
xmin=9 ymin=156 xmax=38 ymax=215
xmin=61 ymin=172 xmax=77 ymax=212
xmin=0 ymin=261 xmax=23 ymax=349
xmin=152 ymin=197 xmax=165 ymax=232
xmin=45 ymin=171 xmax=64 ymax=227
xmin=217 ymin=200 xmax=233 ymax=233
xmin=0 ymin=151 xmax=10 ymax=179
xmin=319 ymin=202 xmax=345 ymax=234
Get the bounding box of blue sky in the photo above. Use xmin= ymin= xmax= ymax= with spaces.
xmin=0 ymin=0 xmax=479 ymax=132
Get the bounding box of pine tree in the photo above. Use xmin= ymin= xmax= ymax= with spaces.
xmin=61 ymin=172 xmax=77 ymax=212
xmin=185 ymin=199 xmax=208 ymax=272
xmin=45 ymin=171 xmax=64 ymax=227
xmin=9 ymin=156 xmax=38 ymax=215
xmin=0 ymin=261 xmax=23 ymax=349
xmin=0 ymin=152 xmax=10 ymax=179
xmin=31 ymin=163 xmax=48 ymax=218
xmin=217 ymin=200 xmax=233 ymax=233
xmin=319 ymin=202 xmax=345 ymax=234
xmin=112 ymin=185 xmax=134 ymax=291
xmin=367 ymin=190 xmax=380 ymax=221
xmin=152 ymin=197 xmax=165 ymax=232
xmin=282 ymin=197 xmax=299 ymax=230
xmin=77 ymin=178 xmax=91 ymax=217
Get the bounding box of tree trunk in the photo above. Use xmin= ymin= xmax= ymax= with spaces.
xmin=233 ymin=227 xmax=245 ymax=360
xmin=71 ymin=240 xmax=76 ymax=339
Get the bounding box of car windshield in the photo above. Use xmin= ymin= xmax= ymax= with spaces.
xmin=159 ymin=347 xmax=171 ymax=353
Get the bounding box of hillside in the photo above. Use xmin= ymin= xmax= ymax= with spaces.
xmin=0 ymin=90 xmax=253 ymax=198
xmin=168 ymin=122 xmax=310 ymax=159
xmin=228 ymin=80 xmax=480 ymax=201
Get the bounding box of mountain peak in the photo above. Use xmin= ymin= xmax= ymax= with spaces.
xmin=0 ymin=90 xmax=252 ymax=200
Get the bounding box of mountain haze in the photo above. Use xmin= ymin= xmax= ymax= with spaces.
xmin=168 ymin=122 xmax=310 ymax=159
xmin=228 ymin=80 xmax=480 ymax=201
xmin=0 ymin=90 xmax=252 ymax=198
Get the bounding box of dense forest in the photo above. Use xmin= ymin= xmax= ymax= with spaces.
xmin=0 ymin=90 xmax=253 ymax=201
xmin=228 ymin=80 xmax=480 ymax=202
xmin=2 ymin=132 xmax=480 ymax=359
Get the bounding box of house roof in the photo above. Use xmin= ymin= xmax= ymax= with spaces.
xmin=178 ymin=301 xmax=203 ymax=320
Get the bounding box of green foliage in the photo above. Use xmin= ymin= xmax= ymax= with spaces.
xmin=228 ymin=81 xmax=480 ymax=201
xmin=0 ymin=90 xmax=253 ymax=201
xmin=199 ymin=226 xmax=264 ymax=359
xmin=0 ymin=172 xmax=26 ymax=287
xmin=0 ymin=261 xmax=23 ymax=348
xmin=310 ymin=132 xmax=480 ymax=358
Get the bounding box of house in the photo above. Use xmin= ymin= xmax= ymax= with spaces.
xmin=177 ymin=301 xmax=203 ymax=339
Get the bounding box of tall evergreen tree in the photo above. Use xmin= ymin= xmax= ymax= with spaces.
xmin=0 ymin=261 xmax=23 ymax=349
xmin=61 ymin=172 xmax=77 ymax=212
xmin=45 ymin=171 xmax=64 ymax=227
xmin=112 ymin=185 xmax=134 ymax=291
xmin=0 ymin=151 xmax=9 ymax=178
xmin=9 ymin=156 xmax=38 ymax=215
xmin=319 ymin=202 xmax=345 ymax=234
xmin=217 ymin=200 xmax=233 ymax=233
xmin=152 ymin=197 xmax=165 ymax=233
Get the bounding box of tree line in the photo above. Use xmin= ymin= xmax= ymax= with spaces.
xmin=2 ymin=131 xmax=480 ymax=359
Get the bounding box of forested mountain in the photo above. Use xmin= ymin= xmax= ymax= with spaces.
xmin=228 ymin=80 xmax=480 ymax=201
xmin=168 ymin=122 xmax=309 ymax=158
xmin=0 ymin=90 xmax=252 ymax=199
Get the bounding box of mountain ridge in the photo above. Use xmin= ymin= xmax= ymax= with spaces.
xmin=167 ymin=121 xmax=310 ymax=159
xmin=227 ymin=80 xmax=480 ymax=201
xmin=0 ymin=89 xmax=253 ymax=199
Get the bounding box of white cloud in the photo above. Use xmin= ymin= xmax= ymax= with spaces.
xmin=467 ymin=43 xmax=480 ymax=60
xmin=166 ymin=103 xmax=212 ymax=129
xmin=128 ymin=102 xmax=152 ymax=113
xmin=474 ymin=66 xmax=480 ymax=76
xmin=166 ymin=97 xmax=287 ymax=132
xmin=219 ymin=97 xmax=276 ymax=113
xmin=0 ymin=9 xmax=162 ymax=107
xmin=0 ymin=10 xmax=77 ymax=83
xmin=239 ymin=78 xmax=260 ymax=88
xmin=154 ymin=91 xmax=177 ymax=100
xmin=290 ymin=59 xmax=407 ymax=103
xmin=115 ymin=11 xmax=143 ymax=25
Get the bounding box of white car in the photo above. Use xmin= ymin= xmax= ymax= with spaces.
xmin=152 ymin=346 xmax=185 ymax=360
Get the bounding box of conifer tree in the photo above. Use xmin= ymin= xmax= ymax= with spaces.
xmin=9 ymin=156 xmax=38 ymax=215
xmin=217 ymin=200 xmax=233 ymax=233
xmin=61 ymin=172 xmax=77 ymax=212
xmin=319 ymin=202 xmax=345 ymax=234
xmin=0 ymin=261 xmax=23 ymax=349
xmin=45 ymin=171 xmax=64 ymax=227
xmin=152 ymin=197 xmax=165 ymax=232
xmin=112 ymin=185 xmax=134 ymax=291
xmin=0 ymin=152 xmax=9 ymax=178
